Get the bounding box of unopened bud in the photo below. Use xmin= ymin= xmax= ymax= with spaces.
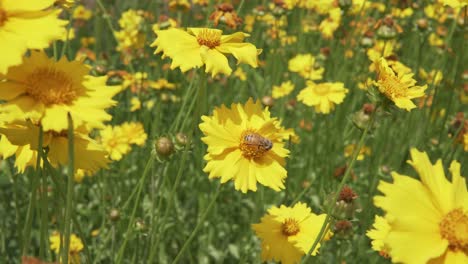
xmin=155 ymin=137 xmax=175 ymax=157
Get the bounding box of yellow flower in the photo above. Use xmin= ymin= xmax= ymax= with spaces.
xmin=169 ymin=0 xmax=190 ymax=11
xmin=0 ymin=51 xmax=120 ymax=131
xmin=344 ymin=144 xmax=371 ymax=161
xmin=72 ymin=5 xmax=92 ymax=20
xmin=319 ymin=8 xmax=341 ymax=39
xmin=0 ymin=135 xmax=36 ymax=173
xmin=367 ymin=215 xmax=391 ymax=256
xmin=272 ymin=81 xmax=295 ymax=99
xmin=288 ymin=54 xmax=324 ymax=81
xmin=367 ymin=40 xmax=397 ymax=66
xmin=50 ymin=231 xmax=83 ymax=264
xmin=368 ymin=148 xmax=468 ymax=263
xmin=199 ymin=99 xmax=291 ymax=193
xmin=233 ymin=67 xmax=247 ymax=81
xmin=0 ymin=0 xmax=67 ymax=73
xmin=151 ymin=28 xmax=261 ymax=77
xmin=149 ymin=78 xmax=176 ymax=90
xmin=441 ymin=0 xmax=468 ymax=8
xmin=98 ymin=122 xmax=147 ymax=161
xmin=130 ymin=97 xmax=141 ymax=112
xmin=374 ymin=57 xmax=427 ymax=111
xmin=419 ymin=68 xmax=443 ymax=86
xmin=114 ymin=9 xmax=146 ymax=51
xmin=297 ymin=81 xmax=348 ymax=114
xmin=252 ymin=202 xmax=331 ymax=264
xmin=0 ymin=121 xmax=109 ymax=172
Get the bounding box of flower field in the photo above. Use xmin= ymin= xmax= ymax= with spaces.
xmin=0 ymin=0 xmax=467 ymax=263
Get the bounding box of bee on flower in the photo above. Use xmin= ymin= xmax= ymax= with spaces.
xmin=199 ymin=99 xmax=296 ymax=193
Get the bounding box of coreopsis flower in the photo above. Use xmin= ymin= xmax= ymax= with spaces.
xmin=441 ymin=0 xmax=468 ymax=8
xmin=419 ymin=68 xmax=443 ymax=86
xmin=0 ymin=121 xmax=109 ymax=172
xmin=344 ymin=144 xmax=371 ymax=161
xmin=151 ymin=28 xmax=261 ymax=77
xmin=297 ymin=81 xmax=349 ymax=114
xmin=0 ymin=51 xmax=120 ymax=131
xmin=149 ymin=78 xmax=176 ymax=90
xmin=288 ymin=54 xmax=324 ymax=81
xmin=98 ymin=122 xmax=147 ymax=161
xmin=252 ymin=203 xmax=331 ymax=264
xmin=130 ymin=97 xmax=141 ymax=112
xmin=169 ymin=0 xmax=190 ymax=11
xmin=114 ymin=9 xmax=146 ymax=51
xmin=272 ymin=81 xmax=295 ymax=99
xmin=199 ymin=99 xmax=293 ymax=193
xmin=0 ymin=0 xmax=67 ymax=73
xmin=72 ymin=5 xmax=92 ymax=21
xmin=374 ymin=57 xmax=427 ymax=111
xmin=209 ymin=3 xmax=243 ymax=29
xmin=233 ymin=67 xmax=247 ymax=81
xmin=319 ymin=8 xmax=341 ymax=39
xmin=50 ymin=231 xmax=83 ymax=264
xmin=367 ymin=148 xmax=468 ymax=263
xmin=367 ymin=215 xmax=392 ymax=258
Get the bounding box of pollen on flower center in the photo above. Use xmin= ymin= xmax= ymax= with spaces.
xmin=282 ymin=218 xmax=300 ymax=236
xmin=379 ymin=76 xmax=407 ymax=98
xmin=239 ymin=131 xmax=272 ymax=159
xmin=196 ymin=29 xmax=221 ymax=48
xmin=0 ymin=8 xmax=7 ymax=27
xmin=25 ymin=67 xmax=77 ymax=106
xmin=439 ymin=208 xmax=468 ymax=254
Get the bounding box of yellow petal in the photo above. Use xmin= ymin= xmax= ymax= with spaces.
xmin=217 ymin=42 xmax=259 ymax=68
xmin=200 ymin=46 xmax=231 ymax=77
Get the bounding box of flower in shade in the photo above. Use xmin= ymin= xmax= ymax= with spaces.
xmin=288 ymin=54 xmax=324 ymax=81
xmin=252 ymin=202 xmax=331 ymax=264
xmin=50 ymin=231 xmax=83 ymax=264
xmin=0 ymin=121 xmax=109 ymax=172
xmin=374 ymin=57 xmax=427 ymax=111
xmin=344 ymin=144 xmax=371 ymax=161
xmin=367 ymin=148 xmax=468 ymax=263
xmin=0 ymin=51 xmax=121 ymax=131
xmin=297 ymin=81 xmax=349 ymax=114
xmin=199 ymin=98 xmax=293 ymax=193
xmin=151 ymin=27 xmax=261 ymax=77
xmin=0 ymin=0 xmax=67 ymax=73
xmin=272 ymin=81 xmax=295 ymax=99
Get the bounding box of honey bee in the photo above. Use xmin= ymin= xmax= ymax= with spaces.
xmin=243 ymin=133 xmax=273 ymax=151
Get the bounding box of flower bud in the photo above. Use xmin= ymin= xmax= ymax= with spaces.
xmin=155 ymin=136 xmax=175 ymax=157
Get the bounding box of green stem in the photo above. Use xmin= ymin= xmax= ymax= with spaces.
xmin=115 ymin=158 xmax=153 ymax=263
xmin=62 ymin=114 xmax=75 ymax=264
xmin=21 ymin=125 xmax=44 ymax=256
xmin=39 ymin=127 xmax=49 ymax=260
xmin=171 ymin=184 xmax=221 ymax=264
xmin=300 ymin=108 xmax=377 ymax=264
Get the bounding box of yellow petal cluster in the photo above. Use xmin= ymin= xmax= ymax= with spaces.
xmin=368 ymin=148 xmax=468 ymax=263
xmin=297 ymin=81 xmax=349 ymax=114
xmin=151 ymin=27 xmax=261 ymax=77
xmin=99 ymin=122 xmax=147 ymax=161
xmin=199 ymin=98 xmax=293 ymax=193
xmin=288 ymin=54 xmax=324 ymax=81
xmin=374 ymin=57 xmax=427 ymax=111
xmin=0 ymin=0 xmax=67 ymax=73
xmin=252 ymin=202 xmax=331 ymax=264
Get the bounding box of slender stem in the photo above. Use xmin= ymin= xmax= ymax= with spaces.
xmin=171 ymin=184 xmax=221 ymax=264
xmin=39 ymin=127 xmax=49 ymax=260
xmin=300 ymin=109 xmax=377 ymax=264
xmin=62 ymin=114 xmax=75 ymax=264
xmin=21 ymin=126 xmax=44 ymax=256
xmin=115 ymin=158 xmax=153 ymax=263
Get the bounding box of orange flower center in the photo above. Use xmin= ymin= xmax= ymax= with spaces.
xmin=239 ymin=131 xmax=272 ymax=159
xmin=25 ymin=67 xmax=78 ymax=106
xmin=313 ymin=84 xmax=331 ymax=95
xmin=196 ymin=29 xmax=221 ymax=49
xmin=282 ymin=218 xmax=300 ymax=236
xmin=439 ymin=208 xmax=468 ymax=254
xmin=0 ymin=8 xmax=7 ymax=27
